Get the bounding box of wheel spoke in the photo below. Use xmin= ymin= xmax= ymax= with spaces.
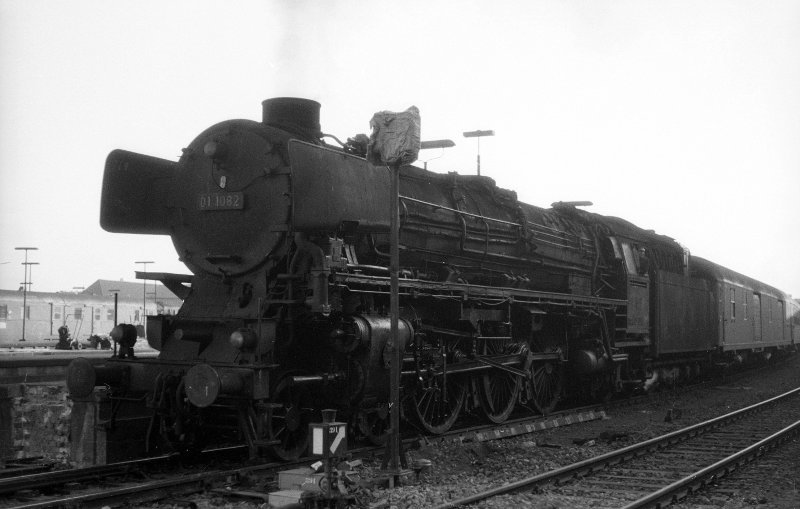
xmin=269 ymin=378 xmax=315 ymax=460
xmin=412 ymin=379 xmax=465 ymax=433
xmin=530 ymin=361 xmax=563 ymax=414
xmin=478 ymin=338 xmax=521 ymax=424
xmin=411 ymin=338 xmax=467 ymax=434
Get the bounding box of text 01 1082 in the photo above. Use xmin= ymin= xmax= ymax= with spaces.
xmin=198 ymin=192 xmax=244 ymax=210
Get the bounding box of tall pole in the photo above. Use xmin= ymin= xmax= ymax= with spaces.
xmin=109 ymin=289 xmax=120 ymax=326
xmin=369 ymin=105 xmax=419 ymax=484
xmin=135 ymin=260 xmax=153 ymax=335
xmin=462 ymin=130 xmax=495 ymax=176
xmin=15 ymin=247 xmax=38 ymax=342
xmin=388 ymin=163 xmax=401 ymax=478
xmin=477 ymin=136 xmax=481 ymax=176
xmin=108 ymin=289 xmax=120 ymax=356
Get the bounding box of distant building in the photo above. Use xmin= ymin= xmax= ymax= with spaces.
xmin=83 ymin=279 xmax=183 ymax=315
xmin=0 ymin=281 xmax=184 ymax=344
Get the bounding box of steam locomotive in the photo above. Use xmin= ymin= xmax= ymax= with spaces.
xmin=67 ymin=98 xmax=798 ymax=461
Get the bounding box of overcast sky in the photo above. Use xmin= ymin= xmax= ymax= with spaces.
xmin=1 ymin=0 xmax=799 ymax=297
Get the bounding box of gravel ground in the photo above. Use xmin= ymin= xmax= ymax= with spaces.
xmin=670 ymin=434 xmax=800 ymax=509
xmin=144 ymin=355 xmax=800 ymax=509
xmin=360 ymin=355 xmax=800 ymax=509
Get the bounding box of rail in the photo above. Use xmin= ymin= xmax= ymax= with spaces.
xmin=431 ymin=386 xmax=800 ymax=508
xmin=0 ymin=454 xmax=175 ymax=495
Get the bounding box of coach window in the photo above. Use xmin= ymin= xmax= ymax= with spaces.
xmin=54 ymin=306 xmax=62 ymax=320
xmin=74 ymin=308 xmax=83 ymax=320
xmin=95 ymin=309 xmax=101 ymax=321
xmin=0 ymin=304 xmax=7 ymax=320
xmin=107 ymin=309 xmax=114 ymax=320
xmin=730 ymin=287 xmax=736 ymax=321
xmin=743 ymin=290 xmax=748 ymax=320
xmin=25 ymin=305 xmax=31 ymax=319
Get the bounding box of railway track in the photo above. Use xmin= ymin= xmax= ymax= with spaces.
xmin=3 ymin=468 xmax=227 ymax=509
xmin=0 ymin=448 xmax=272 ymax=509
xmin=0 ymin=405 xmax=609 ymax=508
xmin=0 ymin=458 xmax=53 ymax=479
xmin=1 ymin=361 xmax=791 ymax=508
xmin=0 ymin=455 xmax=176 ymax=498
xmin=431 ymin=386 xmax=800 ymax=508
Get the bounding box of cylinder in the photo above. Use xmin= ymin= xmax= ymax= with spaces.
xmin=329 ymin=316 xmax=371 ymax=353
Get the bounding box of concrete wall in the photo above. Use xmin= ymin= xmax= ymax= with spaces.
xmin=0 ymin=383 xmax=71 ymax=464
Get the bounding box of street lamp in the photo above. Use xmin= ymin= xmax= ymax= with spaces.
xmin=15 ymin=247 xmax=38 ymax=342
xmin=463 ymin=130 xmax=495 ymax=176
xmin=108 ymin=288 xmax=120 ymax=326
xmin=108 ymin=288 xmax=121 ymax=355
xmin=135 ymin=261 xmax=154 ymax=335
xmin=147 ymin=290 xmax=158 ymax=316
xmin=25 ymin=263 xmax=40 ymax=289
xmin=419 ymin=139 xmax=455 ymax=170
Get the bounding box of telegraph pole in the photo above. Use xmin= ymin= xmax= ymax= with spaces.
xmin=462 ymin=129 xmax=494 ymax=176
xmin=15 ymin=247 xmax=38 ymax=342
xmin=109 ymin=289 xmax=120 ymax=326
xmin=135 ymin=260 xmax=153 ymax=336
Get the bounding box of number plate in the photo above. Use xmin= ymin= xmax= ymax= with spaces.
xmin=198 ymin=192 xmax=244 ymax=210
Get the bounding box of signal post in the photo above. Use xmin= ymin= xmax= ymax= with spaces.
xmin=366 ymin=106 xmax=421 ymax=485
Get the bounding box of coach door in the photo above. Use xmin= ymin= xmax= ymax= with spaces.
xmin=752 ymin=293 xmax=762 ymax=342
xmin=778 ymin=300 xmax=785 ymax=343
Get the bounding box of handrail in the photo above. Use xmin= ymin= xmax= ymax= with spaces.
xmin=399 ymin=196 xmax=520 ymax=227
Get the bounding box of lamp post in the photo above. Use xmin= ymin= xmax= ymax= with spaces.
xmin=15 ymin=247 xmax=38 ymax=342
xmin=462 ymin=130 xmax=494 ymax=176
xmin=25 ymin=263 xmax=39 ymax=290
xmin=135 ymin=261 xmax=154 ymax=335
xmin=108 ymin=289 xmax=120 ymax=326
xmin=108 ymin=288 xmax=120 ymax=355
xmin=147 ymin=290 xmax=158 ymax=316
xmin=419 ymin=139 xmax=455 ymax=170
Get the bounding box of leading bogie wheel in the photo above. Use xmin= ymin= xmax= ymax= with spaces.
xmin=268 ymin=377 xmax=318 ymax=461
